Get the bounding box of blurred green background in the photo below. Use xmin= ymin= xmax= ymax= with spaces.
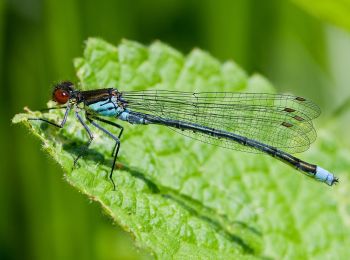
xmin=1 ymin=0 xmax=350 ymax=259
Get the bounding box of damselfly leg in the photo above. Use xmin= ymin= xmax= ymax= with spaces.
xmin=28 ymin=105 xmax=95 ymax=167
xmin=88 ymin=115 xmax=124 ymax=157
xmin=87 ymin=115 xmax=123 ymax=190
xmin=73 ymin=111 xmax=94 ymax=167
xmin=39 ymin=106 xmax=68 ymax=112
xmin=28 ymin=104 xmax=71 ymax=128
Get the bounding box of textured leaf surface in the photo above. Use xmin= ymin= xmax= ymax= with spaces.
xmin=13 ymin=38 xmax=350 ymax=259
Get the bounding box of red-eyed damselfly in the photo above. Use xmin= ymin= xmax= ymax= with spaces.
xmin=29 ymin=81 xmax=338 ymax=190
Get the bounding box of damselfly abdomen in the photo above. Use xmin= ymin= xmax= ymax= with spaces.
xmin=29 ymin=81 xmax=338 ymax=189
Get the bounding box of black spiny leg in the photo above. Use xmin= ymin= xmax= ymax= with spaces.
xmin=74 ymin=111 xmax=94 ymax=167
xmin=39 ymin=106 xmax=68 ymax=112
xmin=87 ymin=116 xmax=122 ymax=190
xmin=89 ymin=115 xmax=124 ymax=156
xmin=111 ymin=127 xmax=123 ymax=156
xmin=28 ymin=104 xmax=71 ymax=128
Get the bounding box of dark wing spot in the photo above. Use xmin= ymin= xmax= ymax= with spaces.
xmin=283 ymin=107 xmax=296 ymax=113
xmin=282 ymin=122 xmax=293 ymax=128
xmin=293 ymin=115 xmax=304 ymax=121
xmin=295 ymin=97 xmax=306 ymax=101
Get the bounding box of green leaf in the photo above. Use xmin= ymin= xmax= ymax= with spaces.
xmin=13 ymin=38 xmax=350 ymax=259
xmin=291 ymin=0 xmax=350 ymax=32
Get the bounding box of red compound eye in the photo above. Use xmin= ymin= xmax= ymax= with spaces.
xmin=53 ymin=88 xmax=70 ymax=104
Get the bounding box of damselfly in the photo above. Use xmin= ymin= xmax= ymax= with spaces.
xmin=29 ymin=81 xmax=338 ymax=189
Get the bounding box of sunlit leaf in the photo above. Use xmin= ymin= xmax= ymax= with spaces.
xmin=13 ymin=38 xmax=350 ymax=259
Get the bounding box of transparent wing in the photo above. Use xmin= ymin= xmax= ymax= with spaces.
xmin=121 ymin=90 xmax=321 ymax=154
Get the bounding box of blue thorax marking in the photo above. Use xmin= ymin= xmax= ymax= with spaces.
xmin=87 ymin=97 xmax=124 ymax=117
xmin=87 ymin=97 xmax=148 ymax=125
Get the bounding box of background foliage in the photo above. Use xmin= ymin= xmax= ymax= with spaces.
xmin=1 ymin=0 xmax=350 ymax=259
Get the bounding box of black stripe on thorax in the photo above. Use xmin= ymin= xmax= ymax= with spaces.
xmin=78 ymin=88 xmax=117 ymax=105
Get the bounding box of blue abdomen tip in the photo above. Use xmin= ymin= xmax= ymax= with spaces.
xmin=315 ymin=166 xmax=338 ymax=186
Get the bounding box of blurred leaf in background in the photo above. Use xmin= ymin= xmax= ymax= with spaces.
xmin=1 ymin=0 xmax=350 ymax=259
xmin=291 ymin=0 xmax=350 ymax=130
xmin=292 ymin=0 xmax=350 ymax=32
